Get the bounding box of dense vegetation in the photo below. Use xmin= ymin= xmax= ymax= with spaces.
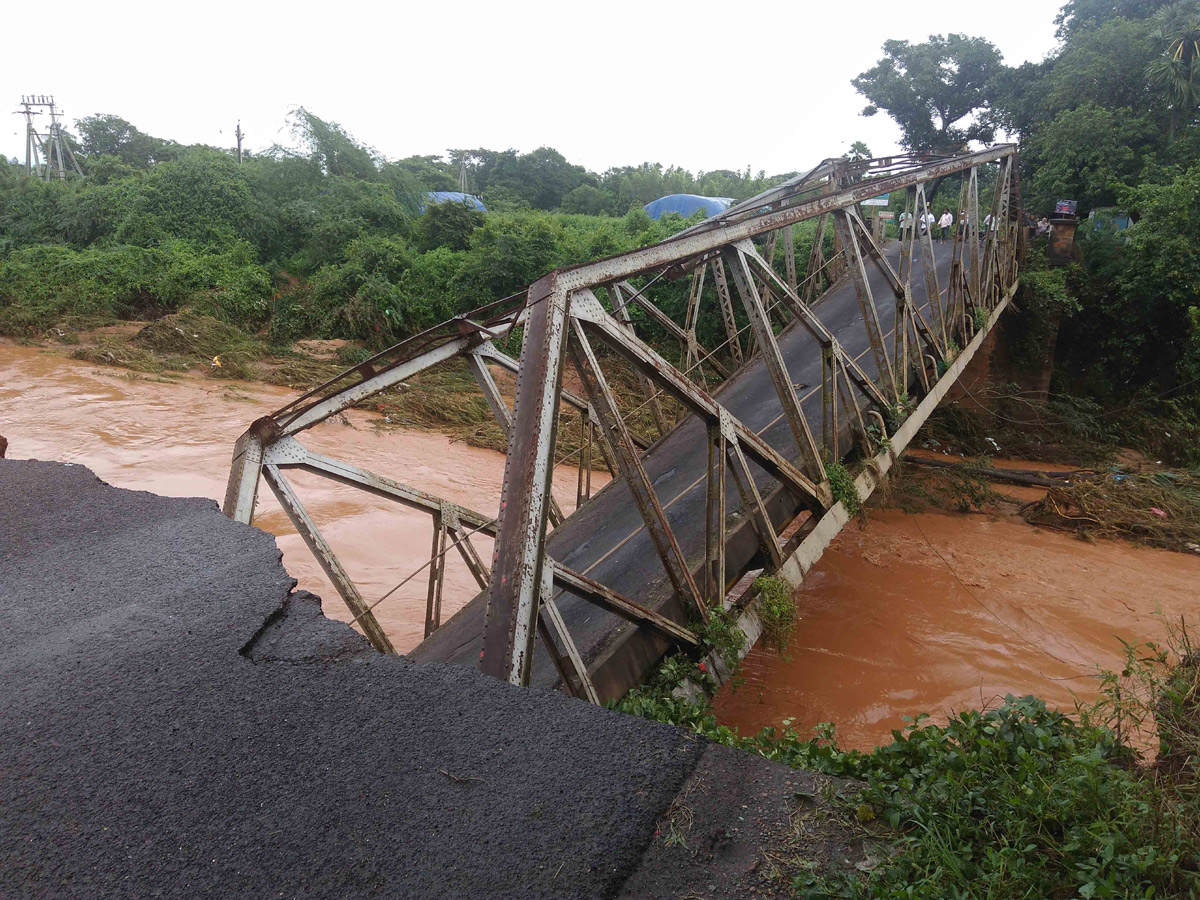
xmin=2 ymin=2 xmax=1198 ymax=897
xmin=0 ymin=108 xmax=797 ymax=349
xmin=625 ymin=668 xmax=1200 ymax=898
xmin=1 ymin=0 xmax=1197 ymax=430
xmin=854 ymin=0 xmax=1200 ymax=441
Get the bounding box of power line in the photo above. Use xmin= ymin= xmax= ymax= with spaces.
xmin=13 ymin=94 xmax=82 ymax=180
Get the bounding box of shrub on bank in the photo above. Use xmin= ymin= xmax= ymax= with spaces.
xmin=0 ymin=240 xmax=272 ymax=335
xmin=617 ymin=635 xmax=1200 ymax=898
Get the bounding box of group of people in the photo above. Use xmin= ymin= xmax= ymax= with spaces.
xmin=896 ymin=209 xmax=1003 ymax=243
xmin=897 ymin=209 xmax=957 ymax=243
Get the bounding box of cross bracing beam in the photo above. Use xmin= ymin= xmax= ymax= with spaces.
xmin=223 ymin=145 xmax=1021 ymax=704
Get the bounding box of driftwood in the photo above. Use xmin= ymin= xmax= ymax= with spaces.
xmin=904 ymin=455 xmax=1093 ymax=488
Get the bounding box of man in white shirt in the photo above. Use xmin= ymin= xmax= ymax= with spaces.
xmin=922 ymin=211 xmax=935 ymax=237
xmin=938 ymin=210 xmax=954 ymax=243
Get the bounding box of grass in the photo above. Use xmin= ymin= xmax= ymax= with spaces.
xmin=132 ymin=309 xmax=266 ymax=379
xmin=754 ymin=575 xmax=798 ymax=653
xmin=826 ymin=461 xmax=862 ymax=516
xmin=616 ymin=624 xmax=1200 ymax=899
xmin=71 ymin=338 xmax=191 ymax=374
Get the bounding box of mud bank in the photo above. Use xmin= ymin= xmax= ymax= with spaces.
xmin=0 ymin=343 xmax=595 ymax=650
xmin=715 ymin=507 xmax=1200 ymax=749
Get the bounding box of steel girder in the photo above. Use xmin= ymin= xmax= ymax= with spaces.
xmin=223 ymin=145 xmax=1022 ymax=700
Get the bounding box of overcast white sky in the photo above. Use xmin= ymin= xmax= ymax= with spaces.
xmin=3 ymin=0 xmax=1062 ymax=175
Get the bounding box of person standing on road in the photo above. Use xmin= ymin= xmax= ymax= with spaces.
xmin=938 ymin=209 xmax=954 ymax=243
xmin=898 ymin=210 xmax=911 ymax=241
xmin=923 ymin=210 xmax=935 ymax=237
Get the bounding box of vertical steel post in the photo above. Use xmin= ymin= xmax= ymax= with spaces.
xmin=711 ymin=256 xmax=744 ymax=365
xmin=803 ymin=215 xmax=827 ymax=304
xmin=899 ymin=186 xmax=916 ymax=284
xmin=967 ymin=166 xmax=981 ymax=316
xmin=783 ymin=224 xmax=797 ymax=294
xmin=914 ymin=184 xmax=946 ymax=346
xmin=223 ymin=421 xmax=272 ymax=522
xmin=480 ymin=276 xmax=571 ymax=686
xmin=820 ymin=342 xmax=839 ymax=460
xmin=424 ymin=511 xmax=447 ymax=637
xmin=704 ymin=421 xmax=727 ymax=603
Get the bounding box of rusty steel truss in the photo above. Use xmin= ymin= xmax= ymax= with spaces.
xmin=225 ymin=145 xmax=1021 ymax=701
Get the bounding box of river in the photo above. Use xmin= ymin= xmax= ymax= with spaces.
xmin=713 ymin=502 xmax=1200 ymax=750
xmin=0 ymin=343 xmax=589 ymax=651
xmin=5 ymin=342 xmax=1199 ymax=748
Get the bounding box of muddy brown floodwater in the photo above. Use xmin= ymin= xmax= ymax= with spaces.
xmin=0 ymin=344 xmax=599 ymax=651
xmin=6 ymin=342 xmax=1200 ymax=745
xmin=714 ymin=506 xmax=1200 ymax=750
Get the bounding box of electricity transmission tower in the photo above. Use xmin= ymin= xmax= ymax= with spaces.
xmin=15 ymin=95 xmax=83 ymax=179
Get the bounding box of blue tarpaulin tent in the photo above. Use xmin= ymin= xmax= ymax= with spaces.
xmin=643 ymin=194 xmax=735 ymax=220
xmin=423 ymin=191 xmax=487 ymax=212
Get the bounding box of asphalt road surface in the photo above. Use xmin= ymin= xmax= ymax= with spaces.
xmin=415 ymin=239 xmax=955 ymax=694
xmin=1 ymin=458 xmax=859 ymax=898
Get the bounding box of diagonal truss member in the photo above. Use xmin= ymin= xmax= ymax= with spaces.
xmin=223 ymin=145 xmax=1023 ymax=702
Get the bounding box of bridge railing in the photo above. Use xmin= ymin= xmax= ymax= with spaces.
xmin=223 ymin=145 xmax=1021 ymax=701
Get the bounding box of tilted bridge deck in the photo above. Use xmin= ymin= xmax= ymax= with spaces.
xmin=224 ymin=146 xmax=1022 ymax=704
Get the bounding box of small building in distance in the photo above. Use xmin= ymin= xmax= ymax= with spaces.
xmin=643 ymin=193 xmax=735 ymax=220
xmin=423 ymin=191 xmax=487 ymax=212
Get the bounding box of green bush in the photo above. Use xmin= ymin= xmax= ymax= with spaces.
xmin=618 ymin=678 xmax=1200 ymax=899
xmin=753 ymin=575 xmax=798 ymax=652
xmin=826 ymin=461 xmax=862 ymax=516
xmin=0 ymin=240 xmax=272 ymax=335
xmin=114 ymin=150 xmax=253 ymax=247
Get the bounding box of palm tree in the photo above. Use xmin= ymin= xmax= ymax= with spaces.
xmin=844 ymin=141 xmax=872 ymax=162
xmin=1145 ymin=1 xmax=1200 ymax=141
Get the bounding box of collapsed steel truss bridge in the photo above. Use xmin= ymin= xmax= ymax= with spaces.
xmin=225 ymin=145 xmax=1022 ymax=703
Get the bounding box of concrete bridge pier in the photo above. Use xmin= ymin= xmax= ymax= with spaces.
xmin=948 ymin=303 xmax=1059 ymax=406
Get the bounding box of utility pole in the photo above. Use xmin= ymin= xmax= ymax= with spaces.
xmin=235 ymin=121 xmax=244 ymax=163
xmin=15 ymin=96 xmax=42 ymax=176
xmin=14 ymin=95 xmax=82 ymax=180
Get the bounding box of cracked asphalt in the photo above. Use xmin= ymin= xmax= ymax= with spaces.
xmin=0 ymin=459 xmax=741 ymax=898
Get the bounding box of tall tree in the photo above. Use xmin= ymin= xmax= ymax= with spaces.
xmin=1054 ymin=0 xmax=1170 ymax=37
xmin=844 ymin=141 xmax=872 ymax=161
xmin=1145 ymin=1 xmax=1200 ymax=139
xmin=287 ymin=108 xmax=379 ymax=181
xmin=75 ymin=115 xmax=177 ymax=168
xmin=852 ymin=34 xmax=1005 ymax=153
